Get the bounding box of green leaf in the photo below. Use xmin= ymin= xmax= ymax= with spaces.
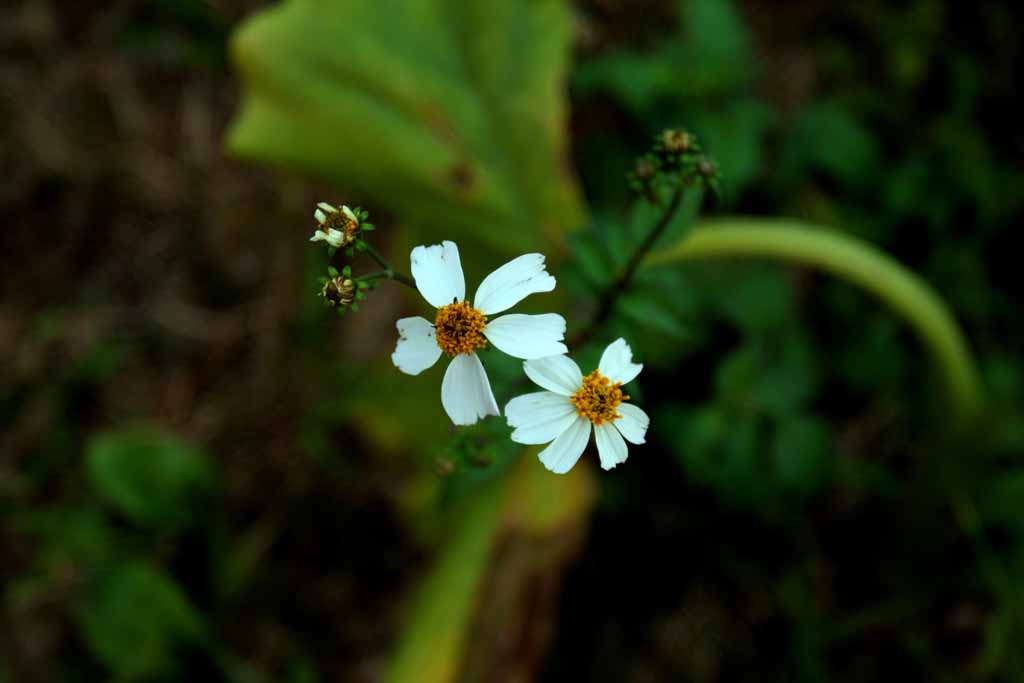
xmin=779 ymin=102 xmax=881 ymax=192
xmin=227 ymin=0 xmax=585 ymax=252
xmin=77 ymin=561 xmax=206 ymax=681
xmin=85 ymin=428 xmax=216 ymax=530
xmin=772 ymin=417 xmax=832 ymax=496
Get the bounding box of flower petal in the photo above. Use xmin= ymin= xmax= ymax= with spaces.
xmin=537 ymin=416 xmax=591 ymax=474
xmin=391 ymin=316 xmax=442 ymax=375
xmin=342 ymin=205 xmax=357 ymax=221
xmin=505 ymin=391 xmax=578 ymax=445
xmin=411 ymin=241 xmax=466 ymax=309
xmin=483 ymin=313 xmax=567 ymax=359
xmin=598 ymin=337 xmax=643 ymax=385
xmin=314 ymin=208 xmax=327 ymax=224
xmin=441 ymin=352 xmax=499 ymax=426
xmin=317 ymin=201 xmax=337 ymax=213
xmin=523 ymin=355 xmax=583 ymax=396
xmin=614 ymin=403 xmax=649 ymax=444
xmin=309 ymin=231 xmax=325 ymax=242
xmin=473 ymin=253 xmax=556 ymax=315
xmin=595 ymin=422 xmax=629 ymax=470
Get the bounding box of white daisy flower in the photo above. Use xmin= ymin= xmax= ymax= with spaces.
xmin=505 ymin=338 xmax=650 ymax=474
xmin=310 ymin=202 xmax=359 ymax=248
xmin=391 ymin=240 xmax=568 ymax=426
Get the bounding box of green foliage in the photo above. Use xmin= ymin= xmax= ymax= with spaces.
xmin=661 ymin=300 xmax=833 ymax=511
xmin=77 ymin=561 xmax=207 ymax=681
xmin=86 ymin=428 xmax=217 ymax=531
xmin=227 ymin=0 xmax=585 ymax=253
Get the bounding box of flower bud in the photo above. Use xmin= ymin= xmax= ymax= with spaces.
xmin=321 ymin=276 xmax=355 ymax=307
xmin=660 ymin=129 xmax=692 ymax=153
xmin=310 ymin=202 xmax=360 ymax=248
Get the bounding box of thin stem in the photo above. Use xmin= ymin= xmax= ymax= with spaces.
xmin=647 ymin=218 xmax=984 ymax=424
xmin=571 ymin=186 xmax=685 ymax=348
xmin=357 ymin=270 xmax=392 ymax=282
xmin=359 ymin=242 xmax=415 ymax=288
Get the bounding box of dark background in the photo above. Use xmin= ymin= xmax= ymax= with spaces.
xmin=2 ymin=0 xmax=1023 ymax=681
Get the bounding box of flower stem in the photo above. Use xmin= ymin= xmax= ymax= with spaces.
xmin=647 ymin=218 xmax=984 ymax=425
xmin=360 ymin=242 xmax=415 ymax=288
xmin=570 ymin=186 xmax=685 ymax=348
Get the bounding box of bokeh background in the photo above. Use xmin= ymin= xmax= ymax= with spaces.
xmin=3 ymin=0 xmax=1023 ymax=681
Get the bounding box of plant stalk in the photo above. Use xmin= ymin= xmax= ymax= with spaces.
xmin=647 ymin=219 xmax=984 ymax=424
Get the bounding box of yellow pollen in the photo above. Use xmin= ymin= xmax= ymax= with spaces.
xmin=434 ymin=301 xmax=488 ymax=356
xmin=571 ymin=370 xmax=628 ymax=425
xmin=320 ymin=210 xmax=359 ymax=245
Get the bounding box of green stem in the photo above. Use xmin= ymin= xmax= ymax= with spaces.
xmin=360 ymin=242 xmax=415 ymax=288
xmin=357 ymin=269 xmax=393 ymax=282
xmin=571 ymin=186 xmax=685 ymax=348
xmin=647 ymin=218 xmax=984 ymax=424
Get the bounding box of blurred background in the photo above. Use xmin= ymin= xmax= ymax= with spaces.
xmin=2 ymin=0 xmax=1023 ymax=681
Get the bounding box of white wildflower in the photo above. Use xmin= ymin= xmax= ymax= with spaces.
xmin=391 ymin=241 xmax=567 ymax=426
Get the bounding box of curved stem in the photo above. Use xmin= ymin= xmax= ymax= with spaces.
xmin=571 ymin=187 xmax=685 ymax=348
xmin=360 ymin=242 xmax=415 ymax=288
xmin=647 ymin=218 xmax=984 ymax=424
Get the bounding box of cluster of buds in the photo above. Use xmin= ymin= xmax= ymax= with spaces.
xmin=308 ymin=201 xmax=390 ymax=316
xmin=629 ymin=128 xmax=719 ymax=201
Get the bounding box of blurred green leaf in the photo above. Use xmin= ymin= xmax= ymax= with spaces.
xmin=86 ymin=428 xmax=216 ymax=530
xmin=773 ymin=417 xmax=832 ymax=495
xmin=779 ymin=102 xmax=881 ymax=192
xmin=576 ymin=0 xmax=754 ymax=112
xmin=228 ymin=0 xmax=584 ymax=252
xmin=689 ymin=99 xmax=774 ymax=196
xmin=77 ymin=561 xmax=206 ymax=681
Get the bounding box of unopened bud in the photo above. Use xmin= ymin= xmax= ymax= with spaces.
xmin=321 ymin=276 xmax=355 ymax=307
xmin=634 ymin=156 xmax=657 ymax=181
xmin=697 ymin=159 xmax=718 ymax=178
xmin=660 ymin=129 xmax=692 ymax=153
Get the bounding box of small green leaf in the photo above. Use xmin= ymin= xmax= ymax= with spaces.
xmin=85 ymin=428 xmax=216 ymax=530
xmin=77 ymin=561 xmax=206 ymax=681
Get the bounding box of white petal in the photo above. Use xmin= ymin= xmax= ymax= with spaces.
xmin=598 ymin=337 xmax=643 ymax=385
xmin=538 ymin=416 xmax=591 ymax=474
xmin=483 ymin=313 xmax=567 ymax=360
xmin=309 ymin=231 xmax=325 ymax=242
xmin=614 ymin=403 xmax=649 ymax=444
xmin=342 ymin=205 xmax=357 ymax=221
xmin=505 ymin=391 xmax=578 ymax=445
xmin=314 ymin=208 xmax=327 ymax=224
xmin=411 ymin=241 xmax=466 ymax=309
xmin=523 ymin=355 xmax=583 ymax=396
xmin=391 ymin=316 xmax=442 ymax=375
xmin=441 ymin=353 xmax=499 ymax=426
xmin=595 ymin=422 xmax=629 ymax=470
xmin=325 ymin=229 xmax=346 ymax=247
xmin=473 ymin=253 xmax=557 ymax=315
xmin=317 ymin=202 xmax=337 ymax=213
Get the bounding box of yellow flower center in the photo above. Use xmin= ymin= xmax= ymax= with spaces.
xmin=434 ymin=301 xmax=488 ymax=356
xmin=571 ymin=370 xmax=628 ymax=425
xmin=320 ymin=210 xmax=359 ymax=246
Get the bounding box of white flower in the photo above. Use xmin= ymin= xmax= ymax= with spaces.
xmin=391 ymin=240 xmax=568 ymax=426
xmin=310 ymin=202 xmax=359 ymax=248
xmin=505 ymin=338 xmax=650 ymax=474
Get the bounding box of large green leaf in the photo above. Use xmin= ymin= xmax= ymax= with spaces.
xmin=227 ymin=0 xmax=585 ymax=252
